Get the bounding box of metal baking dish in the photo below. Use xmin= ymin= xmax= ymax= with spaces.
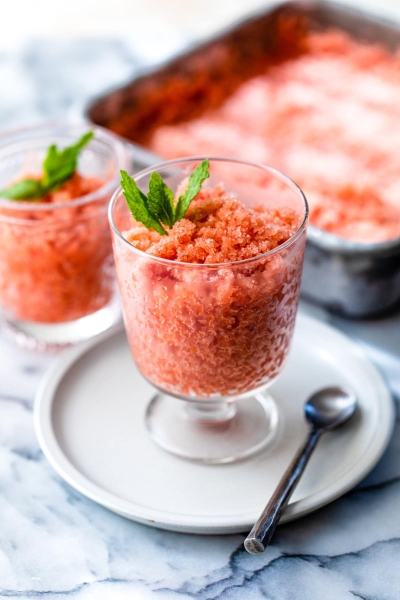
xmin=86 ymin=0 xmax=400 ymax=318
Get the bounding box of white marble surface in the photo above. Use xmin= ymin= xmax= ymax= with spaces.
xmin=0 ymin=307 xmax=399 ymax=599
xmin=0 ymin=9 xmax=400 ymax=600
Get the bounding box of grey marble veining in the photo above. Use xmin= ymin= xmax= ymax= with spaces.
xmin=0 ymin=40 xmax=137 ymax=130
xmin=0 ymin=38 xmax=399 ymax=599
xmin=0 ymin=33 xmax=189 ymax=132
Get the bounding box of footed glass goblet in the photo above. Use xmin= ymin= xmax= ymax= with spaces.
xmin=109 ymin=157 xmax=308 ymax=463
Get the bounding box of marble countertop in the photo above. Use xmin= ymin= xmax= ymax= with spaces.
xmin=1 ymin=15 xmax=400 ymax=600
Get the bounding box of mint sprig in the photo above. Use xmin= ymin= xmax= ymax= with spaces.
xmin=0 ymin=131 xmax=94 ymax=201
xmin=0 ymin=179 xmax=46 ymax=200
xmin=120 ymin=170 xmax=166 ymax=236
xmin=42 ymin=131 xmax=94 ymax=191
xmin=120 ymin=159 xmax=210 ymax=236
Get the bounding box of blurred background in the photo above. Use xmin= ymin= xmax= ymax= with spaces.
xmin=3 ymin=0 xmax=399 ymax=46
xmin=1 ymin=0 xmax=399 ymax=130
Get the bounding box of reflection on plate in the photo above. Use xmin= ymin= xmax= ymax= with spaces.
xmin=34 ymin=313 xmax=394 ymax=534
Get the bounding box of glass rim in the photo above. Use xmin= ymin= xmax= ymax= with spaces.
xmin=108 ymin=155 xmax=309 ymax=268
xmin=0 ymin=122 xmax=131 ymax=219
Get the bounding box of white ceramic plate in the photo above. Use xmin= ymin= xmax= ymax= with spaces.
xmin=34 ymin=313 xmax=394 ymax=534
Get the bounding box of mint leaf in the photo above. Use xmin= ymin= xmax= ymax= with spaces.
xmin=0 ymin=131 xmax=94 ymax=201
xmin=147 ymin=172 xmax=175 ymax=228
xmin=0 ymin=179 xmax=45 ymax=200
xmin=42 ymin=131 xmax=94 ymax=190
xmin=120 ymin=159 xmax=211 ymax=238
xmin=174 ymin=159 xmax=210 ymax=222
xmin=120 ymin=170 xmax=167 ymax=236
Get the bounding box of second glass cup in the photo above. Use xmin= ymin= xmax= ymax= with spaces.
xmin=109 ymin=157 xmax=308 ymax=463
xmin=0 ymin=123 xmax=132 ymax=351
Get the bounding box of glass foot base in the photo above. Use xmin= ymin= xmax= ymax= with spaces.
xmin=1 ymin=296 xmax=121 ymax=353
xmin=145 ymin=392 xmax=279 ymax=464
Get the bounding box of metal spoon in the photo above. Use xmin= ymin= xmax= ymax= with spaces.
xmin=244 ymin=386 xmax=357 ymax=555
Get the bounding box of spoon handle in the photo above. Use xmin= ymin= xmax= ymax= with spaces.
xmin=244 ymin=429 xmax=321 ymax=554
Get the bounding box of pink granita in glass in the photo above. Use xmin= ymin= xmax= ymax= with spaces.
xmin=0 ymin=172 xmax=112 ymax=324
xmin=0 ymin=124 xmax=132 ymax=351
xmin=110 ymin=158 xmax=308 ymax=399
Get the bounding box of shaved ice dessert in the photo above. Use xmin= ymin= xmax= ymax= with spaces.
xmin=0 ymin=126 xmax=130 ymax=339
xmin=0 ymin=173 xmax=113 ymax=323
xmin=111 ymin=160 xmax=307 ymax=398
xmin=149 ymin=30 xmax=400 ymax=244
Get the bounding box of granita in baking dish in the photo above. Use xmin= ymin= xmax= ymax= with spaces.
xmin=110 ymin=158 xmax=307 ymax=400
xmin=149 ymin=30 xmax=400 ymax=244
xmin=0 ymin=125 xmax=130 ymax=349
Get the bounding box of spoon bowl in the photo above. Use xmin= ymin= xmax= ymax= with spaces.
xmin=305 ymin=386 xmax=357 ymax=432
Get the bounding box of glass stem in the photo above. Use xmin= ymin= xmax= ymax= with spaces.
xmin=185 ymin=400 xmax=237 ymax=424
